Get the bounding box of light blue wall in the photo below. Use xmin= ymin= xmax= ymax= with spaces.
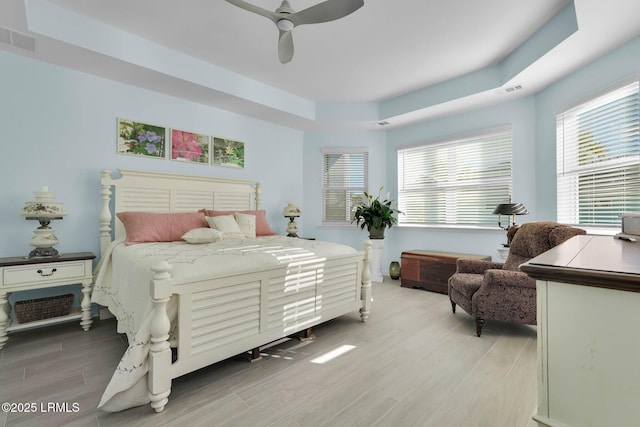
xmin=0 ymin=51 xmax=304 ymax=304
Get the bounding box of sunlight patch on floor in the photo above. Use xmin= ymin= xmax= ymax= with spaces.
xmin=310 ymin=344 xmax=356 ymax=364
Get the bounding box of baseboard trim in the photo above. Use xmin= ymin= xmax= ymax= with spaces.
xmin=532 ymin=414 xmax=572 ymax=427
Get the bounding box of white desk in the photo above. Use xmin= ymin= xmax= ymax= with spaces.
xmin=522 ymin=236 xmax=640 ymax=427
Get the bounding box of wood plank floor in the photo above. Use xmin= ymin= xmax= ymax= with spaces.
xmin=0 ymin=278 xmax=538 ymax=427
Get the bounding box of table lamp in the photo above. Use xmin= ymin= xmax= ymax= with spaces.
xmin=282 ymin=202 xmax=301 ymax=237
xmin=493 ymin=200 xmax=528 ymax=247
xmin=19 ymin=187 xmax=67 ymax=257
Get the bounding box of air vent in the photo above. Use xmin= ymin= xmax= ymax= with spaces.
xmin=0 ymin=26 xmax=36 ymax=52
xmin=504 ymin=84 xmax=523 ymax=93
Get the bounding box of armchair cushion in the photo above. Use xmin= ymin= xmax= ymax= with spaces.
xmin=455 ymin=258 xmax=504 ymax=275
xmin=449 ymin=273 xmax=484 ymax=300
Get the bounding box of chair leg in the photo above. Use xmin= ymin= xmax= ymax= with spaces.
xmin=450 ymin=299 xmax=456 ymax=313
xmin=475 ymin=317 xmax=484 ymax=337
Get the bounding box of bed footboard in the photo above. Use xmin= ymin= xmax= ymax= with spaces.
xmin=146 ymin=240 xmax=372 ymax=413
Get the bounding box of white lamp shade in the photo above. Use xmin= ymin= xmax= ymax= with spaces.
xmin=19 ymin=191 xmax=67 ymax=219
xmin=283 ymin=202 xmax=301 ymax=217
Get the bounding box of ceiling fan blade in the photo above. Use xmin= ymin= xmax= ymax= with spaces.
xmin=289 ymin=0 xmax=364 ymax=26
xmin=278 ymin=30 xmax=294 ymax=64
xmin=225 ymin=0 xmax=278 ymax=24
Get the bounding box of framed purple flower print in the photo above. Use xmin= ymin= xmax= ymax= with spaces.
xmin=170 ymin=129 xmax=209 ymax=164
xmin=117 ymin=118 xmax=166 ymax=159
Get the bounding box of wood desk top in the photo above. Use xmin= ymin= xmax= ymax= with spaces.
xmin=521 ymin=235 xmax=640 ymax=292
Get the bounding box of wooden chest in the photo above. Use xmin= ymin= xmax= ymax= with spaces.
xmin=400 ymin=250 xmax=492 ymax=294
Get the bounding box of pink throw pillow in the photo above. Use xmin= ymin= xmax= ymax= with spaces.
xmin=199 ymin=209 xmax=277 ymax=236
xmin=117 ymin=211 xmax=208 ymax=245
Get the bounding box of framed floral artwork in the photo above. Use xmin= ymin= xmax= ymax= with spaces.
xmin=212 ymin=137 xmax=245 ymax=168
xmin=170 ymin=129 xmax=209 ymax=164
xmin=117 ymin=118 xmax=166 ymax=159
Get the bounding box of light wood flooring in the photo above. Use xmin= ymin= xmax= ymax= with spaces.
xmin=0 ymin=278 xmax=538 ymax=427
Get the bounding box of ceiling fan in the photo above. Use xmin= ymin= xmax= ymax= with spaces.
xmin=226 ymin=0 xmax=365 ymax=64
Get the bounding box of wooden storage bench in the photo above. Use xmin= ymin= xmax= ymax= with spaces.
xmin=400 ymin=250 xmax=492 ymax=294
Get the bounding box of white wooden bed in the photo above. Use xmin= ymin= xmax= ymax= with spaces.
xmin=94 ymin=169 xmax=372 ymax=413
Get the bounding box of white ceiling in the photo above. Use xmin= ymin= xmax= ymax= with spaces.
xmin=2 ymin=0 xmax=639 ymax=130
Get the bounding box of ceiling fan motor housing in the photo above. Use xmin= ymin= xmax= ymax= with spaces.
xmin=277 ymin=19 xmax=294 ymax=31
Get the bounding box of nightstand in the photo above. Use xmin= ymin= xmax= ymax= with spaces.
xmin=0 ymin=252 xmax=95 ymax=349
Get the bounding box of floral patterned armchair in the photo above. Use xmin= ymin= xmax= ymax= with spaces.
xmin=448 ymin=222 xmax=586 ymax=336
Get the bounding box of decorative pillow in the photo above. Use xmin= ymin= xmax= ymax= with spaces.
xmin=181 ymin=227 xmax=224 ymax=244
xmin=234 ymin=212 xmax=257 ymax=238
xmin=205 ymin=215 xmax=246 ymax=240
xmin=117 ymin=211 xmax=208 ymax=245
xmin=199 ymin=209 xmax=277 ymax=236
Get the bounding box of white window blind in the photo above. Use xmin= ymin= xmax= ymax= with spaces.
xmin=322 ymin=149 xmax=368 ymax=223
xmin=398 ymin=127 xmax=512 ymax=226
xmin=557 ymin=80 xmax=640 ymax=227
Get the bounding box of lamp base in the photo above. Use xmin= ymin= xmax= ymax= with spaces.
xmin=286 ymin=217 xmax=298 ymax=237
xmin=26 ymin=219 xmax=62 ymax=258
xmin=28 ymin=247 xmax=60 ymax=258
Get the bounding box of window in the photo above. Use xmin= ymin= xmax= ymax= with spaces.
xmin=397 ymin=127 xmax=512 ymax=226
xmin=322 ymin=149 xmax=368 ymax=224
xmin=557 ymin=80 xmax=640 ymax=227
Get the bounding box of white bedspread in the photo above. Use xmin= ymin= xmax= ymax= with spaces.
xmin=92 ymin=236 xmax=357 ymax=412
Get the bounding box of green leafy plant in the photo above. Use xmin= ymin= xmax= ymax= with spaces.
xmin=351 ymin=187 xmax=402 ymax=235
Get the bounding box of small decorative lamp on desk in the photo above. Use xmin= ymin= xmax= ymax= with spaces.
xmin=19 ymin=187 xmax=67 ymax=258
xmin=282 ymin=202 xmax=301 ymax=237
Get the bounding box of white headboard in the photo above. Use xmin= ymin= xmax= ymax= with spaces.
xmin=99 ymin=169 xmax=261 ymax=254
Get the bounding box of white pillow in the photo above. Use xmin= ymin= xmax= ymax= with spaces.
xmin=181 ymin=227 xmax=224 ymax=244
xmin=205 ymin=215 xmax=245 ymax=240
xmin=234 ymin=212 xmax=256 ymax=238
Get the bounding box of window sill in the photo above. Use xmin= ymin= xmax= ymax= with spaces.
xmin=319 ymin=223 xmax=507 ymax=233
xmin=574 ymin=226 xmax=620 ymax=236
xmin=319 ymin=222 xmax=358 ymax=229
xmin=397 ymin=224 xmax=503 ymax=233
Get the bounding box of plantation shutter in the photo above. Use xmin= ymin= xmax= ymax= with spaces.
xmin=398 ymin=126 xmax=512 ymax=226
xmin=557 ymin=80 xmax=640 ymax=226
xmin=322 ymin=149 xmax=368 ymax=223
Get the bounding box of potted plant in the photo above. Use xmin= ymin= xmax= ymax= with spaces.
xmin=351 ymin=187 xmax=402 ymax=239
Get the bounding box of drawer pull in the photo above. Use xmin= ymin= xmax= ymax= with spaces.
xmin=37 ymin=268 xmax=57 ymax=277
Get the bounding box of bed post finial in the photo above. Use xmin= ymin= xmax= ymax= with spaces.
xmin=100 ymin=169 xmax=113 ymax=256
xmin=360 ymin=239 xmax=372 ymax=322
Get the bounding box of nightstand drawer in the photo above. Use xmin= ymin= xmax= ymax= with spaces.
xmin=2 ymin=261 xmax=87 ymax=287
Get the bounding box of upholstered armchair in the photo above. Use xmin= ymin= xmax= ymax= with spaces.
xmin=448 ymin=222 xmax=586 ymax=336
